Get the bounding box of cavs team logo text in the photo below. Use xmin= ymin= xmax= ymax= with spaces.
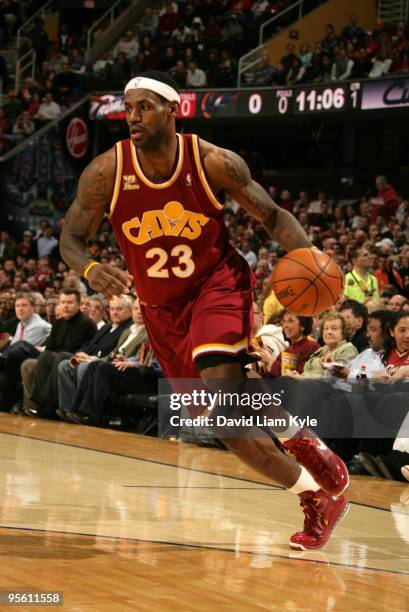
xmin=122 ymin=201 xmax=209 ymax=246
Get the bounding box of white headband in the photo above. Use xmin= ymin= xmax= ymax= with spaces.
xmin=124 ymin=77 xmax=180 ymax=103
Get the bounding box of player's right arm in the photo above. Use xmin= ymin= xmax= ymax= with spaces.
xmin=60 ymin=149 xmax=132 ymax=298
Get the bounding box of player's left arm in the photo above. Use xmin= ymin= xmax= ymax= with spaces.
xmin=202 ymin=141 xmax=311 ymax=251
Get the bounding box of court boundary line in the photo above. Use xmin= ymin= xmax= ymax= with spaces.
xmin=0 ymin=429 xmax=406 ymax=515
xmin=0 ymin=523 xmax=407 ymax=577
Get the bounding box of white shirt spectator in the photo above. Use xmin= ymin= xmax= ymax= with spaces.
xmin=11 ymin=313 xmax=51 ymax=346
xmin=93 ymin=54 xmax=112 ymax=75
xmin=37 ymin=99 xmax=62 ymax=121
xmin=186 ymin=64 xmax=207 ymax=88
xmin=37 ymin=234 xmax=58 ymax=257
xmin=114 ymin=33 xmax=140 ymax=59
xmin=369 ymin=57 xmax=392 ymax=78
xmin=240 ymin=248 xmax=258 ymax=270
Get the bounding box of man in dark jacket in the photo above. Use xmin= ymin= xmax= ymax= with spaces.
xmin=0 ymin=288 xmax=96 ymax=411
xmin=21 ymin=294 xmax=133 ymax=417
xmin=339 ymin=300 xmax=369 ymax=353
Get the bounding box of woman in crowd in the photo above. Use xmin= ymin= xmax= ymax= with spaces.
xmin=257 ymin=311 xmax=319 ymax=377
xmin=288 ymin=312 xmax=357 ymax=379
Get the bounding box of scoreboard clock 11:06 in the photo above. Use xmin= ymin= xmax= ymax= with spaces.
xmin=274 ymin=82 xmax=362 ymax=115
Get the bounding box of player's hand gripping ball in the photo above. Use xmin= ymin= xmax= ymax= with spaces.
xmin=271 ymin=248 xmax=343 ymax=316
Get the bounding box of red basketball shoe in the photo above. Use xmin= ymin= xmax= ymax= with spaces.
xmin=281 ymin=428 xmax=349 ymax=497
xmin=290 ymin=489 xmax=349 ymax=551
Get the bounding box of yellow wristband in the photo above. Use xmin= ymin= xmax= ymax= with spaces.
xmin=82 ymin=261 xmax=100 ymax=279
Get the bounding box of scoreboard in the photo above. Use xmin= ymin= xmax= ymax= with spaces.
xmin=89 ymin=76 xmax=409 ymax=121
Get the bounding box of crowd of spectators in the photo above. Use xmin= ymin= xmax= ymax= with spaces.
xmin=3 ymin=3 xmax=409 ymax=154
xmin=250 ymin=15 xmax=409 ymax=86
xmin=0 ymin=170 xmax=408 ymax=481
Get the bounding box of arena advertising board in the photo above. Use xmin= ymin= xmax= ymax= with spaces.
xmin=89 ymin=76 xmax=409 ymax=121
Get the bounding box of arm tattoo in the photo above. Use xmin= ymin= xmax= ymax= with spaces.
xmin=60 ymin=154 xmax=113 ymax=273
xmin=77 ymin=159 xmax=109 ymax=206
xmin=229 ymin=180 xmax=310 ymax=252
xmin=223 ymin=150 xmax=249 ymax=185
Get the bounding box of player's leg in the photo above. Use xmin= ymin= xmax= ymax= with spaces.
xmin=199 ymin=360 xmax=349 ymax=551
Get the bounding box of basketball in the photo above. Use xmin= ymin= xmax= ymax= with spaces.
xmin=272 ymin=248 xmax=343 ymax=316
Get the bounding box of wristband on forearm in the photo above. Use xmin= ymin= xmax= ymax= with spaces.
xmin=82 ymin=261 xmax=100 ymax=279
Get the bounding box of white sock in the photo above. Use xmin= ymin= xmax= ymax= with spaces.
xmin=288 ymin=466 xmax=320 ymax=495
xmin=278 ymin=423 xmax=300 ymax=442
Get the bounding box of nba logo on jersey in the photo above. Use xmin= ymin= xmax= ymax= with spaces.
xmin=186 ymin=173 xmax=192 ymax=187
xmin=123 ymin=175 xmax=140 ymax=190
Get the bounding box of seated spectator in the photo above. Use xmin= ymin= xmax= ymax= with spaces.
xmin=344 ymin=247 xmax=380 ymax=303
xmin=337 ymin=310 xmax=390 ymax=380
xmin=92 ymin=51 xmax=113 ymax=79
xmin=28 ymin=93 xmax=41 ymax=118
xmin=280 ymin=43 xmax=297 ymax=74
xmin=106 ymin=52 xmax=132 ymax=89
xmin=159 ymin=4 xmax=180 ymax=40
xmin=159 ymin=46 xmax=177 ymax=73
xmin=2 ymin=292 xmax=51 ymax=351
xmin=263 ymin=312 xmax=320 ymax=377
xmin=331 ymin=48 xmax=354 ymax=81
xmin=217 ymin=49 xmax=237 ymax=87
xmin=339 ymin=300 xmax=369 ymax=352
xmin=288 ymin=312 xmax=357 ymax=379
xmin=374 ymin=255 xmax=404 ymax=292
xmin=370 ymin=175 xmax=401 ymax=222
xmin=36 ymin=257 xmax=54 ymax=291
xmin=351 ymin=48 xmax=372 ymax=78
xmin=186 ymin=61 xmax=207 ymax=88
xmin=369 ymin=48 xmax=392 ymax=78
xmin=138 ymin=7 xmax=159 ymax=39
xmin=2 ymin=91 xmax=22 ymax=121
xmin=11 ymin=112 xmax=35 ymax=141
xmin=387 ymin=294 xmax=407 ymax=312
xmin=169 ymin=60 xmax=187 ymax=88
xmin=0 ymin=292 xmax=52 ymax=410
xmin=251 ymin=51 xmax=276 ymax=86
xmin=89 ymin=294 xmax=107 ymax=329
xmin=37 ymin=223 xmax=58 ymax=258
xmin=321 ymin=24 xmax=340 ymax=55
xmin=251 ymin=303 xmax=287 ymax=362
xmin=114 ymin=30 xmax=140 ymax=61
xmin=58 ymin=299 xmax=159 ymax=425
xmin=286 ymin=57 xmax=306 ymax=85
xmin=251 ymin=0 xmax=269 ymax=21
xmin=37 ymin=93 xmax=62 ymax=121
xmin=0 ymin=231 xmax=17 ymax=262
xmin=80 ymin=293 xmax=91 ymax=317
xmin=45 ymin=296 xmax=59 ymax=325
xmin=49 ymin=49 xmax=69 ymax=75
xmin=299 ymin=42 xmax=312 ymax=68
xmin=20 ymin=294 xmax=133 ymax=417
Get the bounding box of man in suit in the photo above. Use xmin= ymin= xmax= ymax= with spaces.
xmin=58 ymin=298 xmax=160 ymax=425
xmin=0 ymin=289 xmax=94 ymax=411
xmin=20 ymin=294 xmax=133 ymax=417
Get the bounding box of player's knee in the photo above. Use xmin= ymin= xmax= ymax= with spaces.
xmin=199 ymin=362 xmax=244 ymax=391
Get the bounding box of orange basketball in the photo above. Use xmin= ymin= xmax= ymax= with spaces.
xmin=271 ymin=248 xmax=343 ymax=316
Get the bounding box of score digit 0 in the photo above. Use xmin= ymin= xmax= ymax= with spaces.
xmin=278 ymin=96 xmax=288 ymax=114
xmin=248 ymin=93 xmax=262 ymax=115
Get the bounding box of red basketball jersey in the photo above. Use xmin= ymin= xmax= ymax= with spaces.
xmin=108 ymin=133 xmax=237 ymax=305
xmin=385 ymin=348 xmax=409 ymax=375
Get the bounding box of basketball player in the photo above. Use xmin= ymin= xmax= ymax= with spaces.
xmin=60 ymin=71 xmax=349 ymax=550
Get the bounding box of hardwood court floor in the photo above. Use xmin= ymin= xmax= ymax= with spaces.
xmin=0 ymin=413 xmax=408 ymax=611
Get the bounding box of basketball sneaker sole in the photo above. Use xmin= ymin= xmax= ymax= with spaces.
xmin=289 ymin=501 xmax=350 ymax=551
